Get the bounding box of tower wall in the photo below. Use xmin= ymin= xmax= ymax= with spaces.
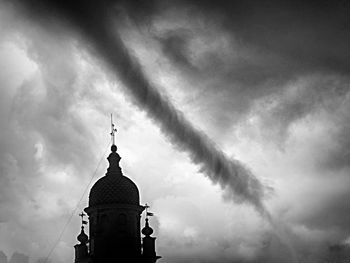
xmin=85 ymin=204 xmax=144 ymax=263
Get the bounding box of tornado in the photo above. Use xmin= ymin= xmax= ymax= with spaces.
xmin=13 ymin=0 xmax=269 ymax=216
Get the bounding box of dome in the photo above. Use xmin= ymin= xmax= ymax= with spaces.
xmin=89 ymin=174 xmax=140 ymax=207
xmin=142 ymin=218 xmax=154 ymax=236
xmin=77 ymin=226 xmax=88 ymax=244
xmin=88 ymin=146 xmax=140 ymax=207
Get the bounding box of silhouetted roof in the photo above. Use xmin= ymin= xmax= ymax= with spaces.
xmin=88 ymin=145 xmax=140 ymax=207
xmin=89 ymin=174 xmax=140 ymax=206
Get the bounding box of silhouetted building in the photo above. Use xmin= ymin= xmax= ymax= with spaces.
xmin=74 ymin=139 xmax=160 ymax=263
xmin=327 ymin=244 xmax=350 ymax=263
xmin=0 ymin=251 xmax=7 ymax=263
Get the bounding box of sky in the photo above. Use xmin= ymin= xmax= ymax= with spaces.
xmin=0 ymin=0 xmax=350 ymax=262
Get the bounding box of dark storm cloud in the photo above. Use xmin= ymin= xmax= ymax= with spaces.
xmin=178 ymin=0 xmax=350 ymax=74
xmin=146 ymin=1 xmax=350 ymax=259
xmin=153 ymin=0 xmax=350 ymax=169
xmin=10 ymin=0 xmax=270 ymax=216
xmin=155 ymin=0 xmax=350 ymax=112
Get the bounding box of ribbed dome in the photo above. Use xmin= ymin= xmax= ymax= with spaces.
xmin=88 ymin=145 xmax=140 ymax=207
xmin=89 ymin=174 xmax=140 ymax=206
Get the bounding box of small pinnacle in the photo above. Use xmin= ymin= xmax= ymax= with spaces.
xmin=111 ymin=144 xmax=117 ymax=152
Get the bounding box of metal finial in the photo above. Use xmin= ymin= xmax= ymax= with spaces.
xmin=110 ymin=113 xmax=117 ymax=146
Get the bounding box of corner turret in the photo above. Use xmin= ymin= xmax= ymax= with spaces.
xmin=141 ymin=206 xmax=161 ymax=263
xmin=74 ymin=213 xmax=90 ymax=263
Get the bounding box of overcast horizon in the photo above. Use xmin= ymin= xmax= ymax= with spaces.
xmin=1 ymin=1 xmax=350 ymax=263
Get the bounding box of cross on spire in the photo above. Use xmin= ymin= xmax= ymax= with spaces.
xmin=144 ymin=203 xmax=154 ymax=219
xmin=110 ymin=113 xmax=117 ymax=146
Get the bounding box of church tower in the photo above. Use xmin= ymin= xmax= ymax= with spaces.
xmin=74 ymin=118 xmax=160 ymax=263
xmin=85 ymin=143 xmax=144 ymax=263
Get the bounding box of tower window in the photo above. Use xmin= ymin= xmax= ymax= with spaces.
xmin=118 ymin=213 xmax=127 ymax=225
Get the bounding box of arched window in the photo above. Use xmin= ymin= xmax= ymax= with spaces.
xmin=118 ymin=213 xmax=127 ymax=225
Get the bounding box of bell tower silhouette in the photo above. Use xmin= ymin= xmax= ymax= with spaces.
xmin=74 ymin=116 xmax=160 ymax=263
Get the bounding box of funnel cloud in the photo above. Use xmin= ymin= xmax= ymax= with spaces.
xmin=12 ymin=0 xmax=268 ymax=213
